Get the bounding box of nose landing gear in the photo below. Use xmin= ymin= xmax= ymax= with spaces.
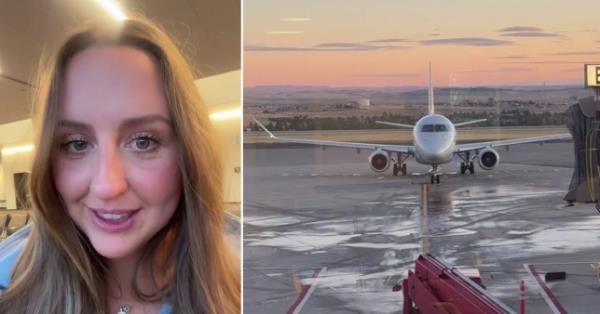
xmin=429 ymin=164 xmax=441 ymax=184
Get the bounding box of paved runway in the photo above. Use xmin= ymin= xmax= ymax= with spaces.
xmin=244 ymin=142 xmax=600 ymax=313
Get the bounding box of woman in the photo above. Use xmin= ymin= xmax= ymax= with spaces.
xmin=0 ymin=14 xmax=240 ymax=313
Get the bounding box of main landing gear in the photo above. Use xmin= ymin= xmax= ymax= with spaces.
xmin=460 ymin=161 xmax=475 ymax=174
xmin=392 ymin=153 xmax=409 ymax=176
xmin=458 ymin=151 xmax=475 ymax=175
xmin=393 ymin=163 xmax=407 ymax=176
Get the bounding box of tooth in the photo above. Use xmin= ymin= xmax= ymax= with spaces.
xmin=98 ymin=212 xmax=131 ymax=221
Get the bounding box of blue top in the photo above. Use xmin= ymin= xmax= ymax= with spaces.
xmin=0 ymin=225 xmax=172 ymax=313
xmin=158 ymin=304 xmax=172 ymax=314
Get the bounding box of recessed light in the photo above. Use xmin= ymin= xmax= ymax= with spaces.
xmin=94 ymin=0 xmax=127 ymax=21
xmin=281 ymin=18 xmax=311 ymax=22
xmin=2 ymin=145 xmax=35 ymax=156
xmin=210 ymin=109 xmax=241 ymax=121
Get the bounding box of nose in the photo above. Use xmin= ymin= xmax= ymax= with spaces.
xmin=90 ymin=144 xmax=128 ymax=199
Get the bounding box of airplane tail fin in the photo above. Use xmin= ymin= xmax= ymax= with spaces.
xmin=428 ymin=62 xmax=434 ymax=115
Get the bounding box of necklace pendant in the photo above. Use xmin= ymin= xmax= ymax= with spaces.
xmin=117 ymin=306 xmax=130 ymax=314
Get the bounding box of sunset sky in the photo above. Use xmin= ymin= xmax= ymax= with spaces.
xmin=244 ymin=0 xmax=600 ymax=87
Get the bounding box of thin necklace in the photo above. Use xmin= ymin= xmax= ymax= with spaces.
xmin=117 ymin=305 xmax=130 ymax=314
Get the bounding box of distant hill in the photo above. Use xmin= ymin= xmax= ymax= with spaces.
xmin=245 ymin=85 xmax=592 ymax=106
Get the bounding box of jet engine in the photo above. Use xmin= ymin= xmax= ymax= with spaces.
xmin=478 ymin=148 xmax=499 ymax=170
xmin=369 ymin=149 xmax=390 ymax=172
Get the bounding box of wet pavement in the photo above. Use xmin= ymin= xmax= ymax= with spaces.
xmin=243 ymin=142 xmax=600 ymax=313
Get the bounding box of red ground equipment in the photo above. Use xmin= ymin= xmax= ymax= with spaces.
xmin=400 ymin=255 xmax=516 ymax=314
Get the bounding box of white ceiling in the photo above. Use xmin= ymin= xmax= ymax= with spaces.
xmin=0 ymin=0 xmax=240 ymax=124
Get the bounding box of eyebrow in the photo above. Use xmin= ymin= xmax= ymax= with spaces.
xmin=58 ymin=114 xmax=172 ymax=131
xmin=118 ymin=114 xmax=172 ymax=130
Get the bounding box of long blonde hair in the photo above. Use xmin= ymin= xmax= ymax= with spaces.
xmin=0 ymin=15 xmax=240 ymax=313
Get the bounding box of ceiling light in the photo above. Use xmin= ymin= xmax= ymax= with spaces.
xmin=266 ymin=31 xmax=304 ymax=35
xmin=94 ymin=0 xmax=127 ymax=21
xmin=281 ymin=18 xmax=312 ymax=22
xmin=2 ymin=144 xmax=34 ymax=156
xmin=210 ymin=109 xmax=241 ymax=121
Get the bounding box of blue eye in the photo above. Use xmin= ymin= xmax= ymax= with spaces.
xmin=134 ymin=137 xmax=152 ymax=150
xmin=70 ymin=140 xmax=89 ymax=151
xmin=61 ymin=138 xmax=90 ymax=155
xmin=127 ymin=134 xmax=159 ymax=152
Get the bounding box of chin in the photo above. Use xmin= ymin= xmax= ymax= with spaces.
xmin=89 ymin=235 xmax=143 ymax=260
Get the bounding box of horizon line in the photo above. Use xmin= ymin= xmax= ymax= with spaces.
xmin=245 ymin=82 xmax=584 ymax=89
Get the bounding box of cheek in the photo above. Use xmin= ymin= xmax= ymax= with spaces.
xmin=53 ymin=159 xmax=92 ymax=205
xmin=129 ymin=156 xmax=182 ymax=211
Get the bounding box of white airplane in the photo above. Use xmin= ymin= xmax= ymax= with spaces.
xmin=254 ymin=65 xmax=571 ymax=184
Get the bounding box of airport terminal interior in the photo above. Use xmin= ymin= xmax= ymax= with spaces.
xmin=0 ymin=1 xmax=241 ymax=237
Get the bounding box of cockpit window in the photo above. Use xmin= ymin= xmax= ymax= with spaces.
xmin=421 ymin=124 xmax=434 ymax=132
xmin=421 ymin=124 xmax=448 ymax=132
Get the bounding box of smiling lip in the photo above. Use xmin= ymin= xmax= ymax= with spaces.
xmin=88 ymin=207 xmax=140 ymax=233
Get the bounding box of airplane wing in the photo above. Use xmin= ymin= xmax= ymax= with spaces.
xmin=455 ymin=133 xmax=572 ymax=152
xmin=253 ymin=119 xmax=413 ymax=154
xmin=454 ymin=119 xmax=487 ymax=127
xmin=375 ymin=120 xmax=414 ymax=128
xmin=263 ymin=136 xmax=413 ymax=153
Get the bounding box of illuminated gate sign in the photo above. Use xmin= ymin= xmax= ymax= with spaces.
xmin=584 ymin=64 xmax=600 ymax=87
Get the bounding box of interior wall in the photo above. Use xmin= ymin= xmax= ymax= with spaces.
xmin=0 ymin=119 xmax=34 ymax=210
xmin=0 ymin=119 xmax=33 ymax=145
xmin=195 ymin=70 xmax=241 ymax=204
xmin=0 ymin=163 xmax=5 ymax=203
xmin=211 ymin=112 xmax=241 ymax=203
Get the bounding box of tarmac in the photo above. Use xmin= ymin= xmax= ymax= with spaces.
xmin=243 ymin=141 xmax=600 ymax=314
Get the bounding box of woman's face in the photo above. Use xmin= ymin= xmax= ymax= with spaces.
xmin=53 ymin=45 xmax=182 ymax=260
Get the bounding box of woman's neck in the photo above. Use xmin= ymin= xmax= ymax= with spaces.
xmin=107 ymin=253 xmax=142 ymax=300
xmin=105 ymin=234 xmax=175 ymax=313
xmin=106 ymin=252 xmax=165 ymax=313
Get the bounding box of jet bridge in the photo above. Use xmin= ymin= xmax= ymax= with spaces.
xmin=564 ymin=64 xmax=600 ymax=204
xmin=400 ymin=255 xmax=516 ymax=314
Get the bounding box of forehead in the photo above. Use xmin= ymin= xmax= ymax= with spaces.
xmin=60 ymin=45 xmax=169 ymax=123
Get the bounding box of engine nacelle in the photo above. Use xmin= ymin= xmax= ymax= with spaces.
xmin=369 ymin=149 xmax=390 ymax=172
xmin=478 ymin=148 xmax=499 ymax=170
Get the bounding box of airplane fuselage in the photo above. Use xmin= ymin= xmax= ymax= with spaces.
xmin=413 ymin=114 xmax=456 ymax=165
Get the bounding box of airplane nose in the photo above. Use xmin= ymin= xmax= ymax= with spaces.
xmin=418 ymin=140 xmax=441 ymax=155
xmin=416 ymin=135 xmax=452 ymax=162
